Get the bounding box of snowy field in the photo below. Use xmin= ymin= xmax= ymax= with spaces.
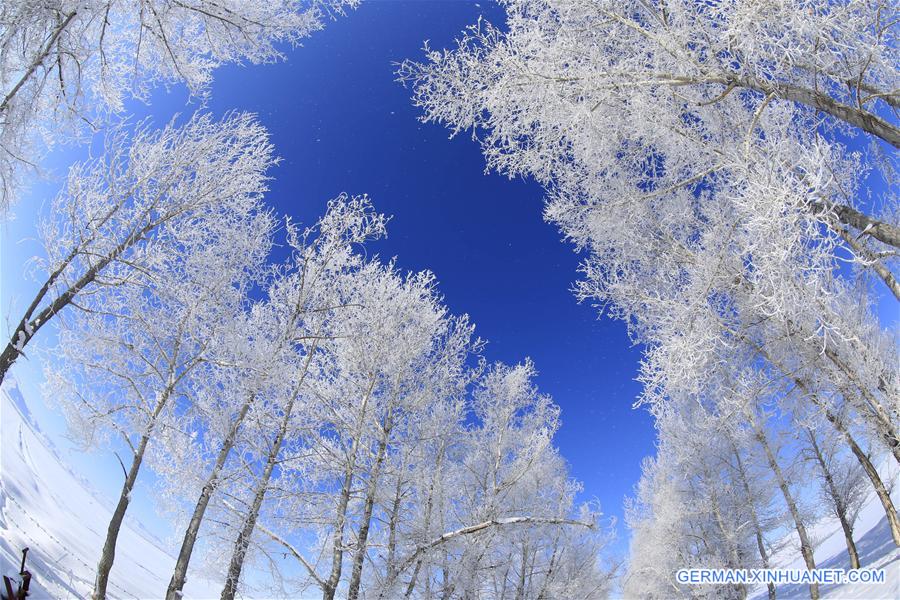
xmin=0 ymin=382 xmax=221 ymax=599
xmin=750 ymin=462 xmax=900 ymax=600
xmin=2 ymin=378 xmax=898 ymax=600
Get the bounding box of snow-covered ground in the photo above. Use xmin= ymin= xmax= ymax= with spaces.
xmin=0 ymin=382 xmax=221 ymax=599
xmin=751 ymin=461 xmax=900 ymax=600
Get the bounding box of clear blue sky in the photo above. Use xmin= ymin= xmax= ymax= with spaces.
xmin=201 ymin=0 xmax=655 ymax=548
xmin=2 ymin=0 xmax=656 ymax=557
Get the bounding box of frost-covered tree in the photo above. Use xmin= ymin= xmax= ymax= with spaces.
xmin=399 ymin=0 xmax=899 ymax=539
xmin=624 ymin=427 xmax=719 ymax=600
xmin=400 ymin=0 xmax=898 ymax=258
xmin=114 ymin=193 xmax=613 ymax=600
xmin=625 ymin=400 xmax=787 ymax=600
xmin=229 ymin=252 xmax=478 ymax=600
xmin=0 ymin=0 xmax=359 ymax=214
xmin=0 ymin=112 xmax=276 ymax=385
xmin=214 ymin=198 xmax=394 ymax=600
xmin=381 ymin=361 xmax=613 ymax=600
xmin=802 ymin=424 xmax=869 ymax=568
xmin=318 ymin=269 xmax=475 ymax=600
xmin=403 ymin=0 xmax=899 ymax=408
xmin=161 ymin=195 xmax=385 ymax=598
xmin=46 ymin=178 xmax=271 ymax=600
xmin=636 ymin=257 xmax=900 ymax=548
xmin=189 ymin=294 xmax=612 ymax=599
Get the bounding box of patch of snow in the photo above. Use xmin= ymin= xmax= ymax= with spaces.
xmin=13 ymin=330 xmax=27 ymax=352
xmin=0 ymin=384 xmax=221 ymax=599
xmin=751 ymin=459 xmax=900 ymax=599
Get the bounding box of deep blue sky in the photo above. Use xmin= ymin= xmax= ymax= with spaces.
xmin=158 ymin=0 xmax=655 ymax=549
xmin=195 ymin=0 xmax=655 ymax=546
xmin=2 ymin=0 xmax=656 ymax=556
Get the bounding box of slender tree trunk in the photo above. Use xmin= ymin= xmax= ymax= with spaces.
xmin=401 ymin=447 xmax=444 ymax=599
xmin=708 ymin=481 xmax=748 ymax=600
xmin=732 ymin=445 xmax=776 ymax=600
xmin=219 ymin=337 xmax=321 ymax=600
xmin=833 ymin=418 xmax=900 ymax=547
xmin=347 ymin=414 xmax=394 ymax=600
xmin=393 ymin=444 xmax=449 ymax=599
xmin=440 ymin=561 xmax=453 ymax=600
xmin=384 ymin=466 xmax=405 ymax=591
xmin=323 ymin=466 xmax=353 ymax=600
xmin=747 ymin=411 xmax=819 ymax=600
xmin=808 ymin=397 xmax=900 ymax=547
xmin=514 ymin=545 xmax=528 ymax=600
xmin=839 ymin=518 xmax=861 ymax=570
xmin=498 ymin=556 xmax=512 ymax=599
xmin=323 ymin=377 xmax=378 ymax=600
xmin=0 ymin=219 xmax=157 ymax=385
xmin=92 ymin=388 xmax=170 ymax=600
xmin=761 ymin=440 xmax=819 ymax=600
xmin=166 ymin=398 xmax=252 ymax=600
xmin=404 ymin=557 xmax=424 ymax=599
xmin=805 ymin=428 xmax=861 ymax=569
xmin=220 ymin=397 xmax=293 ymax=600
xmin=92 ymin=434 xmax=149 ymax=600
xmin=535 ymin=535 xmax=560 ymax=600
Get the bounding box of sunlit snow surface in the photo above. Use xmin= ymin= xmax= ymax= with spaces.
xmin=0 ymin=382 xmax=220 ymax=599
xmin=751 ymin=460 xmax=900 ymax=599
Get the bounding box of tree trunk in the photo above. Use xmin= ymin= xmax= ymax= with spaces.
xmin=840 ymin=520 xmax=861 ymax=570
xmin=837 ymin=421 xmax=900 ymax=547
xmin=220 ymin=400 xmax=291 ymax=600
xmin=323 ymin=467 xmax=353 ymax=600
xmin=748 ymin=411 xmax=819 ymax=600
xmin=734 ymin=76 xmax=900 ymax=148
xmin=347 ymin=424 xmax=392 ymax=600
xmin=810 ymin=399 xmax=900 ymax=547
xmin=166 ymin=398 xmax=252 ymax=600
xmin=825 ymin=201 xmax=900 ymax=250
xmin=0 ymin=340 xmax=24 ymax=387
xmin=514 ymin=545 xmax=528 ymax=600
xmin=805 ymin=428 xmax=862 ymax=568
xmin=401 ymin=447 xmax=445 ymax=599
xmin=384 ymin=468 xmax=405 ymax=590
xmin=732 ymin=445 xmax=776 ymax=600
xmin=0 ymin=219 xmax=158 ymax=386
xmin=323 ymin=376 xmax=378 ymax=600
xmin=440 ymin=562 xmax=453 ymax=600
xmin=92 ymin=388 xmax=171 ymax=599
xmin=653 ymin=71 xmax=900 ymax=147
xmin=535 ymin=535 xmax=560 ymax=600
xmin=219 ymin=339 xmax=320 ymax=600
